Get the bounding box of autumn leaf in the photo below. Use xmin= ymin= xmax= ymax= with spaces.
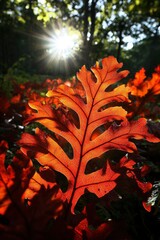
xmin=118 ymin=155 xmax=152 ymax=194
xmin=127 ymin=68 xmax=148 ymax=97
xmin=19 ymin=56 xmax=160 ymax=214
xmin=0 ymin=146 xmax=34 ymax=217
xmin=147 ymin=69 xmax=160 ymax=95
xmin=74 ymin=218 xmax=112 ymax=240
xmin=115 ymin=155 xmax=153 ymax=213
xmin=0 ymin=143 xmax=64 ymax=239
xmin=127 ymin=64 xmax=160 ymax=120
xmin=0 ymin=97 xmax=10 ymax=113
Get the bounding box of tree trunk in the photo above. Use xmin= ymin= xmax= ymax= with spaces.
xmin=82 ymin=0 xmax=97 ymax=67
xmin=83 ymin=0 xmax=89 ymax=66
xmin=89 ymin=0 xmax=97 ymax=47
xmin=117 ymin=21 xmax=124 ymax=61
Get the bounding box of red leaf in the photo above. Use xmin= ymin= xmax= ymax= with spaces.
xmin=128 ymin=68 xmax=148 ymax=97
xmin=142 ymin=201 xmax=152 ymax=212
xmin=0 ymin=145 xmax=64 ymax=239
xmin=0 ymin=97 xmax=10 ymax=113
xmin=74 ymin=218 xmax=112 ymax=240
xmin=19 ymin=56 xmax=160 ymax=215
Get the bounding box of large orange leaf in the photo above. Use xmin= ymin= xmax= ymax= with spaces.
xmin=19 ymin=56 xmax=160 ymax=214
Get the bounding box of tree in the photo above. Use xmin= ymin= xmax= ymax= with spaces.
xmin=0 ymin=0 xmax=159 ymax=77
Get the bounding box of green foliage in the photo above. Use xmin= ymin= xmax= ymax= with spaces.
xmin=123 ymin=37 xmax=160 ymax=77
xmin=0 ymin=56 xmax=52 ymax=97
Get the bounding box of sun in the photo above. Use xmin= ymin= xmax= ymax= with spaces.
xmin=36 ymin=24 xmax=82 ymax=72
xmin=47 ymin=27 xmax=81 ymax=60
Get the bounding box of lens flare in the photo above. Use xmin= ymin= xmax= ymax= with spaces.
xmin=47 ymin=28 xmax=81 ymax=60
xmin=36 ymin=24 xmax=82 ymax=74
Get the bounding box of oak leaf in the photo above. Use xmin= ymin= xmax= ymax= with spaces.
xmin=19 ymin=56 xmax=160 ymax=214
xmin=128 ymin=68 xmax=148 ymax=97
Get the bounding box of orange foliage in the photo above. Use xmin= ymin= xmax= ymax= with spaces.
xmin=128 ymin=68 xmax=148 ymax=97
xmin=0 ymin=57 xmax=160 ymax=239
xmin=127 ymin=65 xmax=160 ymax=119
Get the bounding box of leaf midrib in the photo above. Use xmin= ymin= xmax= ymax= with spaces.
xmin=68 ymin=69 xmax=109 ymax=208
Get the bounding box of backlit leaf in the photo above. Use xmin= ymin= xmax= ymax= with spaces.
xmin=19 ymin=56 xmax=160 ymax=214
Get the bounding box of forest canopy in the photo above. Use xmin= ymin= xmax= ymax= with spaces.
xmin=0 ymin=0 xmax=160 ymax=78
